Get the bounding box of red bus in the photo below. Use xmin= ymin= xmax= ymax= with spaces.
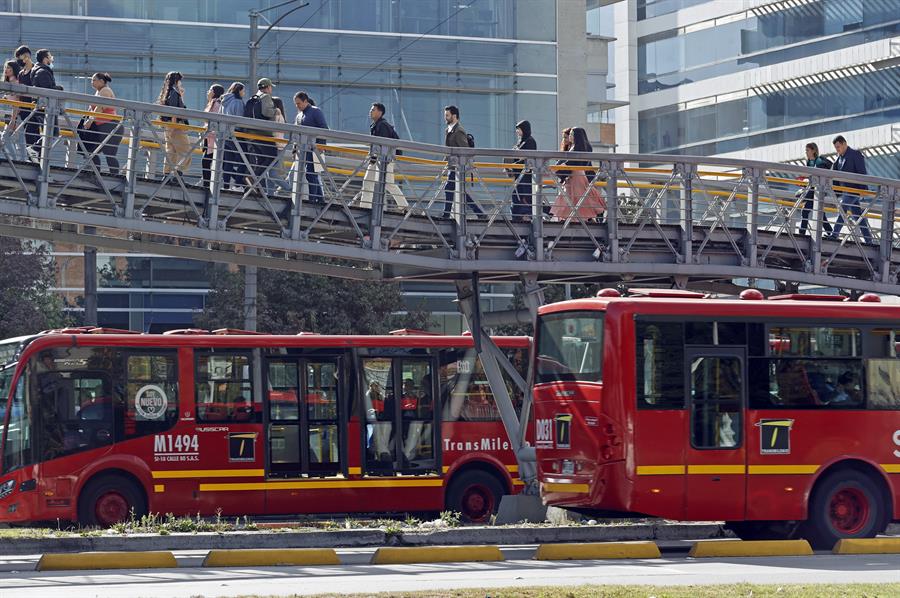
xmin=533 ymin=289 xmax=900 ymax=548
xmin=0 ymin=328 xmax=529 ymax=526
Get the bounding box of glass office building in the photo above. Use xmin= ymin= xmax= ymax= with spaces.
xmin=613 ymin=0 xmax=900 ymax=179
xmin=1 ymin=0 xmax=584 ymax=332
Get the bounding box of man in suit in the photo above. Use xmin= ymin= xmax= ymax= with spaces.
xmin=441 ymin=105 xmax=482 ymax=218
xmin=828 ymin=135 xmax=873 ymax=244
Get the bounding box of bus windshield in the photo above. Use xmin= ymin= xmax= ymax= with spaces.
xmin=536 ymin=311 xmax=604 ymax=383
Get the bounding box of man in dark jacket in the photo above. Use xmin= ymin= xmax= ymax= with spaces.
xmin=828 ymin=135 xmax=873 ymax=244
xmin=355 ymin=103 xmax=408 ymax=209
xmin=24 ymin=48 xmax=63 ymax=161
xmin=508 ymin=120 xmax=537 ymax=220
xmin=14 ymin=46 xmax=37 ymax=161
xmin=441 ymin=105 xmax=481 ymax=218
xmin=293 ymin=91 xmax=327 ymax=204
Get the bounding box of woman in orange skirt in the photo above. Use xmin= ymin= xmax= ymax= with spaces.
xmin=550 ymin=127 xmax=605 ymax=221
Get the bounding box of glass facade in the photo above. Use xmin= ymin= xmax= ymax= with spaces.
xmin=639 ymin=66 xmax=900 ymax=155
xmin=1 ymin=2 xmax=558 ymax=149
xmin=636 ymin=0 xmax=708 ymax=21
xmin=638 ymin=0 xmax=900 ymax=94
xmin=3 ymin=1 xmax=556 ymax=332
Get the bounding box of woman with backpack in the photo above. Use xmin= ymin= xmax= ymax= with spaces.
xmin=797 ymin=142 xmax=833 ymax=236
xmin=157 ymin=71 xmax=191 ymax=176
xmin=550 ymin=127 xmax=605 ymax=221
xmin=201 ymin=83 xmax=225 ymax=189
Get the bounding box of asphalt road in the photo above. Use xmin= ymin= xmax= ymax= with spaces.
xmin=1 ymin=546 xmax=899 ymax=598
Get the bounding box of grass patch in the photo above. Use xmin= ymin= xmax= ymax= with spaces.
xmin=262 ymin=584 xmax=900 ymax=598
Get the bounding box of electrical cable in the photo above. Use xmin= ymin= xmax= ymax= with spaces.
xmin=259 ymin=0 xmax=332 ymax=70
xmin=319 ymin=0 xmax=479 ymax=106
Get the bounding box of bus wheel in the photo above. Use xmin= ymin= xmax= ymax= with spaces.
xmin=446 ymin=470 xmax=504 ymax=524
xmin=78 ymin=475 xmax=146 ymax=528
xmin=804 ymin=470 xmax=884 ymax=549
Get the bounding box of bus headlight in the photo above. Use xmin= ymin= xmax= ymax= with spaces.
xmin=0 ymin=479 xmax=15 ymax=500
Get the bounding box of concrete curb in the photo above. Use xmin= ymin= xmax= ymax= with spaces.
xmin=0 ymin=523 xmax=727 ymax=556
xmin=37 ymin=551 xmax=177 ymax=571
xmin=688 ymin=539 xmax=814 ymax=558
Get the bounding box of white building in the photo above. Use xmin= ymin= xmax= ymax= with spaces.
xmin=611 ymin=0 xmax=900 ymax=175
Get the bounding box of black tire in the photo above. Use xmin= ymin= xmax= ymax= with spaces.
xmin=445 ymin=470 xmax=505 ymax=524
xmin=802 ymin=469 xmax=886 ymax=550
xmin=77 ymin=474 xmax=146 ymax=528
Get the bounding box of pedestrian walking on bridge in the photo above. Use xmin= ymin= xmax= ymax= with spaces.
xmin=157 ymin=71 xmax=192 ymax=176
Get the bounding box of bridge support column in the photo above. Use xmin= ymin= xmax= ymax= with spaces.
xmin=36 ymin=97 xmax=59 ymax=209
xmin=83 ymin=240 xmax=97 ymax=327
xmin=530 ymin=158 xmax=544 ymax=261
xmin=879 ymin=186 xmax=897 ymax=283
xmin=244 ymin=249 xmax=258 ymax=332
xmin=678 ymin=162 xmax=693 ymax=265
xmin=367 ymin=144 xmax=389 ymax=251
xmin=288 ymin=134 xmax=311 ymax=240
xmin=811 ymin=176 xmax=826 ymax=274
xmin=606 ymin=161 xmax=619 ymax=262
xmin=455 ymin=275 xmax=543 ymax=523
xmin=746 ymin=168 xmax=760 ymax=269
xmin=122 ymin=110 xmax=143 ymax=218
xmin=204 ymin=122 xmax=226 ymax=228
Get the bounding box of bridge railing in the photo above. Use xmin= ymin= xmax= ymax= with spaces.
xmin=0 ymin=82 xmax=898 ymax=291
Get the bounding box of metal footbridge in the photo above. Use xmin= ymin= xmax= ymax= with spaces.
xmin=0 ymin=83 xmax=897 ymax=294
xmin=2 ymin=84 xmax=899 ymax=508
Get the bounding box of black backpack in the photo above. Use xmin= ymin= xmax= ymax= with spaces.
xmin=243 ymin=94 xmax=268 ymax=120
xmin=466 ymin=133 xmax=475 ymax=148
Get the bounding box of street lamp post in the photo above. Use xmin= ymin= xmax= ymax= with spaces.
xmin=244 ymin=0 xmax=309 ymax=331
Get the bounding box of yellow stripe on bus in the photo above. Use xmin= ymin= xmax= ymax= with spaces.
xmin=636 ymin=465 xmax=686 ymax=475
xmin=687 ymin=465 xmax=746 ymax=475
xmin=200 ymin=479 xmax=445 ymax=492
xmin=879 ymin=464 xmax=900 ymax=474
xmin=747 ymin=465 xmax=820 ymax=475
xmin=151 ymin=469 xmax=265 ymax=479
xmin=541 ymin=482 xmax=589 ymax=493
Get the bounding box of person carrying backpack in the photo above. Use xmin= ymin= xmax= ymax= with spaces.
xmin=441 ymin=105 xmax=481 ymax=218
xmin=240 ymin=78 xmax=277 ymax=194
xmin=355 ymin=102 xmax=408 ymax=209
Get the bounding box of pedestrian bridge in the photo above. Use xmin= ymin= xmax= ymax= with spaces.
xmin=1 ymin=83 xmax=898 ymax=295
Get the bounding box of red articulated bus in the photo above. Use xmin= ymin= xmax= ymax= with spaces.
xmin=533 ymin=289 xmax=900 ymax=548
xmin=0 ymin=328 xmax=529 ymax=526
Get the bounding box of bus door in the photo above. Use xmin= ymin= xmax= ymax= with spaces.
xmin=684 ymin=348 xmax=747 ymax=521
xmin=265 ymin=357 xmax=341 ymax=478
xmin=360 ymin=355 xmax=438 ymax=475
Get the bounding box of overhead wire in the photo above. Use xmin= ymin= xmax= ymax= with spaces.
xmin=319 ymin=0 xmax=480 ymax=106
xmin=258 ymin=0 xmax=333 ymax=70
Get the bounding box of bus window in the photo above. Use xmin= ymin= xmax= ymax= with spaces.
xmin=362 ymin=358 xmax=394 ymax=467
xmin=636 ymin=321 xmax=684 ymax=409
xmin=685 ymin=322 xmax=746 ymax=346
xmin=2 ymin=376 xmax=30 ymax=473
xmin=440 ymin=348 xmax=525 ymax=422
xmin=31 ymin=348 xmax=116 ymax=462
xmin=749 ymin=358 xmax=864 ymax=408
xmin=124 ymin=352 xmax=179 ymax=438
xmin=690 ymin=355 xmax=742 ymax=449
xmin=769 ymin=327 xmax=861 ymax=357
xmin=196 ymin=352 xmax=255 ymax=423
xmin=536 ymin=311 xmax=603 ymax=383
xmin=872 ymin=328 xmax=899 ymax=358
xmin=868 ymin=360 xmax=900 ymax=409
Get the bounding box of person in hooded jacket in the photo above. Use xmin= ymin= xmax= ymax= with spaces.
xmin=26 ymin=49 xmax=63 ymax=161
xmin=506 ymin=120 xmax=536 ymax=221
xmin=218 ymin=82 xmax=246 ymax=190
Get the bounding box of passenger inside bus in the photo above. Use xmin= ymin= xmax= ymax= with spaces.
xmin=364 ymin=379 xmax=393 ymax=462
